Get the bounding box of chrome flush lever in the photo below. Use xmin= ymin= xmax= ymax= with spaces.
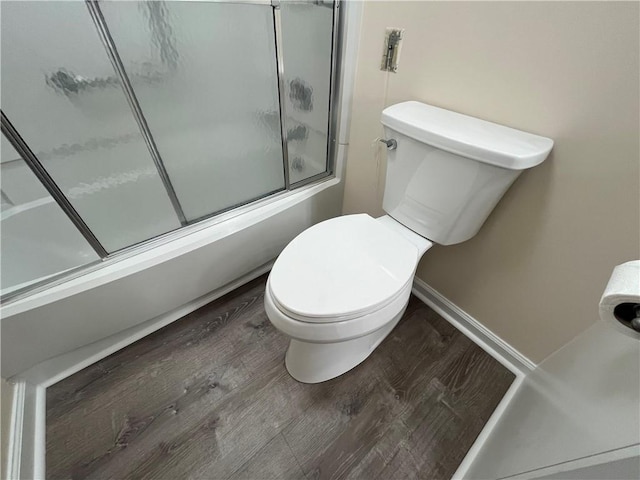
xmin=379 ymin=138 xmax=397 ymax=150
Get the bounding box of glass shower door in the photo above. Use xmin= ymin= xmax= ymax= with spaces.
xmin=100 ymin=1 xmax=285 ymax=221
xmin=0 ymin=0 xmax=338 ymax=302
xmin=0 ymin=1 xmax=182 ymax=252
xmin=280 ymin=0 xmax=334 ymax=184
xmin=0 ymin=136 xmax=101 ymax=295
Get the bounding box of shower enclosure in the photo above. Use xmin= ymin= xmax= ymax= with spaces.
xmin=0 ymin=0 xmax=338 ymax=302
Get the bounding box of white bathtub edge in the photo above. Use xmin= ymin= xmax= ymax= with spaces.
xmin=1 ymin=177 xmax=339 ymax=318
xmin=1 ymin=172 xmax=344 ymax=378
xmin=15 ymin=260 xmax=274 ymax=389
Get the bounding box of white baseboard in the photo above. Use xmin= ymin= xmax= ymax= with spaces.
xmin=6 ymin=262 xmax=273 ymax=480
xmin=411 ymin=277 xmax=536 ymax=480
xmin=5 ymin=381 xmax=24 ymax=480
xmin=5 ymin=380 xmax=46 ymax=480
xmin=412 ymin=277 xmax=536 ymax=376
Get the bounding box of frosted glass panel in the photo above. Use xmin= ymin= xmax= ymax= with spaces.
xmin=281 ymin=1 xmax=334 ymax=183
xmin=0 ymin=1 xmax=181 ymax=252
xmin=101 ymin=1 xmax=285 ymax=221
xmin=1 ymin=137 xmax=100 ymax=296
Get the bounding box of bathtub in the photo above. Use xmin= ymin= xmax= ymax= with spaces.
xmin=0 ymin=172 xmax=344 ymax=378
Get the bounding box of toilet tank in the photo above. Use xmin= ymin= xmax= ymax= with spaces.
xmin=381 ymin=101 xmax=553 ymax=245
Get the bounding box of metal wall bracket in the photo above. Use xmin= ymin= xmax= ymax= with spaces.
xmin=380 ymin=28 xmax=404 ymax=73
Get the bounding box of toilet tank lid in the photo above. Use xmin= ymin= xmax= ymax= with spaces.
xmin=381 ymin=101 xmax=554 ymax=170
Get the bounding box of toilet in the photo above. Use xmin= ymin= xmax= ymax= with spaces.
xmin=265 ymin=101 xmax=553 ymax=383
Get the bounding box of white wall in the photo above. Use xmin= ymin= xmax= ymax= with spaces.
xmin=342 ymin=0 xmax=640 ymax=364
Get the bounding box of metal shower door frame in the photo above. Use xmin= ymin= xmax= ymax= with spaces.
xmin=0 ymin=0 xmax=344 ymax=304
xmin=85 ymin=0 xmax=188 ymax=227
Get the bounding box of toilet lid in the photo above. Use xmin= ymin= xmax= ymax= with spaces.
xmin=269 ymin=214 xmax=419 ymax=322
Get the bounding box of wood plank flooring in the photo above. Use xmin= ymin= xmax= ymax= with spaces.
xmin=46 ymin=274 xmax=514 ymax=479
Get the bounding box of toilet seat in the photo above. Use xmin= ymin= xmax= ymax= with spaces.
xmin=265 ymin=276 xmax=414 ymax=343
xmin=268 ymin=214 xmax=420 ymax=323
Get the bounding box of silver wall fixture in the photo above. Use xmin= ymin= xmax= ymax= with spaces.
xmin=379 ymin=138 xmax=397 ymax=150
xmin=380 ymin=28 xmax=404 ymax=73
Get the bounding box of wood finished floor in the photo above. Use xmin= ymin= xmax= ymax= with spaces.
xmin=46 ymin=274 xmax=514 ymax=480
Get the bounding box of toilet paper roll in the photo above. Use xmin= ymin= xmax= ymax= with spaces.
xmin=599 ymin=260 xmax=640 ymax=340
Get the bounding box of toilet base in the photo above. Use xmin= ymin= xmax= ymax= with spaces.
xmin=284 ymin=305 xmax=407 ymax=383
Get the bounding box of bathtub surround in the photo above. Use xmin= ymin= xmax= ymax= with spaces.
xmin=0 ymin=0 xmax=365 ymax=380
xmin=343 ymin=1 xmax=640 ymax=363
xmin=0 ymin=178 xmax=343 ymax=379
xmin=46 ymin=275 xmax=514 ymax=479
xmin=0 ymin=3 xmax=363 ymax=474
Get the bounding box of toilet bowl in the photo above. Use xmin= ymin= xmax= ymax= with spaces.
xmin=265 ymin=101 xmax=553 ymax=383
xmin=265 ymin=214 xmax=432 ymax=383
